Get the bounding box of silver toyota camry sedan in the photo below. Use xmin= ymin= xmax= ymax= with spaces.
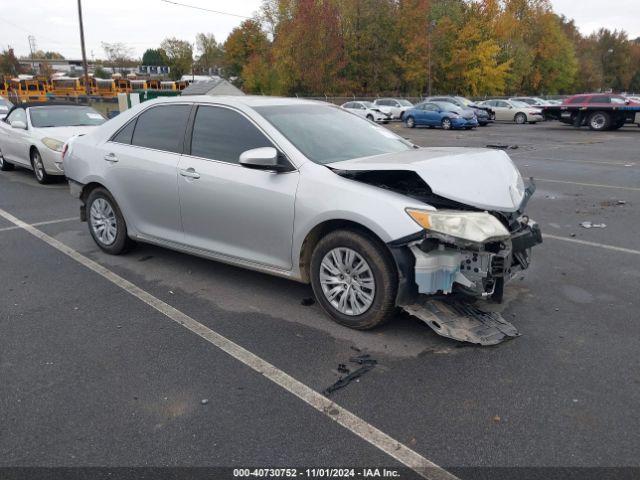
xmin=63 ymin=96 xmax=541 ymax=330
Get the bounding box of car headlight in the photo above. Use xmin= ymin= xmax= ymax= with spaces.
xmin=405 ymin=209 xmax=510 ymax=243
xmin=42 ymin=138 xmax=64 ymax=152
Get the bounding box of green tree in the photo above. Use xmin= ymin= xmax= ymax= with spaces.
xmin=223 ymin=19 xmax=271 ymax=82
xmin=195 ymin=33 xmax=224 ymax=75
xmin=0 ymin=48 xmax=21 ymax=77
xmin=160 ymin=38 xmax=193 ymax=80
xmin=141 ymin=48 xmax=167 ymax=66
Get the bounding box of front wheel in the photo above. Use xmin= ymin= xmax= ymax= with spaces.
xmin=310 ymin=229 xmax=398 ymax=330
xmin=514 ymin=112 xmax=527 ymax=124
xmin=0 ymin=148 xmax=14 ymax=171
xmin=31 ymin=149 xmax=52 ymax=184
xmin=366 ymin=114 xmax=374 ymax=121
xmin=405 ymin=116 xmax=416 ymax=128
xmin=441 ymin=118 xmax=452 ymax=130
xmin=86 ymin=187 xmax=134 ymax=255
xmin=588 ymin=111 xmax=611 ymax=131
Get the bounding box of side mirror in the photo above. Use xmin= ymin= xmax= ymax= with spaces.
xmin=11 ymin=120 xmax=27 ymax=129
xmin=239 ymin=147 xmax=293 ymax=173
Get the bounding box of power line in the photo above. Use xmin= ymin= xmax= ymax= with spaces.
xmin=159 ymin=0 xmax=251 ymax=19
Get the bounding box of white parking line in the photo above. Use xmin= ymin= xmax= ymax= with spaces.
xmin=535 ymin=178 xmax=640 ymax=192
xmin=0 ymin=207 xmax=457 ymax=480
xmin=512 ymin=155 xmax=636 ymax=168
xmin=0 ymin=216 xmax=78 ymax=233
xmin=544 ymin=234 xmax=640 ymax=256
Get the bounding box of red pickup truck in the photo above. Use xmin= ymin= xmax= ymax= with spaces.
xmin=542 ymin=94 xmax=640 ymax=131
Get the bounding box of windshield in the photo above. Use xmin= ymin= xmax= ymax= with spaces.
xmin=29 ymin=106 xmax=106 ymax=128
xmin=398 ymin=99 xmax=413 ymax=106
xmin=511 ymin=101 xmax=530 ymax=108
xmin=456 ymin=97 xmax=473 ymax=106
xmin=0 ymin=98 xmax=12 ymax=111
xmin=433 ymin=101 xmax=462 ymax=113
xmin=254 ymin=104 xmax=412 ymax=164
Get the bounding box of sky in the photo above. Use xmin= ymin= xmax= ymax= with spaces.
xmin=0 ymin=0 xmax=639 ymax=60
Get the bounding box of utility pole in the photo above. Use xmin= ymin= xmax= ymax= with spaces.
xmin=427 ymin=20 xmax=436 ymax=97
xmin=28 ymin=35 xmax=37 ymax=73
xmin=77 ymin=0 xmax=91 ymax=97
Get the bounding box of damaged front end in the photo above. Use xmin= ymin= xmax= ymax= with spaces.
xmin=333 ymin=167 xmax=542 ymax=345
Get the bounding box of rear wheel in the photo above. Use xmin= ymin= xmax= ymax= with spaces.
xmin=0 ymin=148 xmax=14 ymax=171
xmin=514 ymin=112 xmax=527 ymax=124
xmin=405 ymin=116 xmax=415 ymax=128
xmin=310 ymin=229 xmax=398 ymax=330
xmin=441 ymin=118 xmax=452 ymax=130
xmin=31 ymin=149 xmax=52 ymax=184
xmin=588 ymin=111 xmax=610 ymax=131
xmin=86 ymin=187 xmax=134 ymax=255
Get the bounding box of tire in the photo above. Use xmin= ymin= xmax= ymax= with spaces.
xmin=31 ymin=149 xmax=52 ymax=184
xmin=310 ymin=229 xmax=398 ymax=330
xmin=441 ymin=118 xmax=452 ymax=130
xmin=587 ymin=111 xmax=610 ymax=131
xmin=366 ymin=114 xmax=374 ymax=121
xmin=514 ymin=112 xmax=527 ymax=124
xmin=399 ymin=111 xmax=405 ymax=121
xmin=405 ymin=116 xmax=415 ymax=128
xmin=0 ymin=148 xmax=14 ymax=171
xmin=86 ymin=187 xmax=134 ymax=255
xmin=611 ymin=118 xmax=625 ymax=130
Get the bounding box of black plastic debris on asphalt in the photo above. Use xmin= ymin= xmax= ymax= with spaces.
xmin=323 ymin=355 xmax=378 ymax=396
xmin=301 ymin=297 xmax=315 ymax=306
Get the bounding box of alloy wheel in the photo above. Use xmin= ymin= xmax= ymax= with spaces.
xmin=90 ymin=198 xmax=118 ymax=246
xmin=406 ymin=117 xmax=415 ymax=128
xmin=442 ymin=119 xmax=451 ymax=130
xmin=33 ymin=153 xmax=45 ymax=181
xmin=319 ymin=247 xmax=375 ymax=316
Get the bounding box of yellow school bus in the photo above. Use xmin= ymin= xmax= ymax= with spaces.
xmin=51 ymin=77 xmax=82 ymax=97
xmin=95 ymin=78 xmax=117 ymax=98
xmin=79 ymin=76 xmax=97 ymax=95
xmin=147 ymin=79 xmax=161 ymax=90
xmin=0 ymin=78 xmax=8 ymax=96
xmin=114 ymin=78 xmax=131 ymax=94
xmin=130 ymin=79 xmax=148 ymax=90
xmin=175 ymin=80 xmax=189 ymax=91
xmin=10 ymin=78 xmax=48 ymax=102
xmin=160 ymin=81 xmax=177 ymax=91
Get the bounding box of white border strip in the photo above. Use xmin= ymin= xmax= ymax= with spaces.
xmin=0 ymin=207 xmax=457 ymax=480
xmin=544 ymin=234 xmax=640 ymax=255
xmin=0 ymin=216 xmax=78 ymax=233
xmin=535 ymin=178 xmax=640 ymax=192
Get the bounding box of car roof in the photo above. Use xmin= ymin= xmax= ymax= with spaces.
xmin=141 ymin=95 xmax=325 ymax=109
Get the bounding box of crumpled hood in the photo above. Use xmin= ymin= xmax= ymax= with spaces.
xmin=328 ymin=147 xmax=525 ymax=212
xmin=32 ymin=125 xmax=98 ymax=142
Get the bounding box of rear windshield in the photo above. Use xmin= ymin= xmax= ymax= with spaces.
xmin=29 ymin=106 xmax=106 ymax=128
xmin=254 ymin=104 xmax=412 ymax=164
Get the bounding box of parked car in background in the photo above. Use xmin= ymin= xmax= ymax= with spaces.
xmin=0 ymin=97 xmax=13 ymax=120
xmin=373 ymin=98 xmax=413 ymax=120
xmin=341 ymin=101 xmax=391 ymax=123
xmin=0 ymin=102 xmax=106 ymax=183
xmin=63 ymin=96 xmax=540 ymax=331
xmin=425 ymin=96 xmax=492 ymax=125
xmin=509 ymin=96 xmax=553 ymax=107
xmin=478 ymin=99 xmax=544 ymax=124
xmin=404 ymin=101 xmax=478 ymax=130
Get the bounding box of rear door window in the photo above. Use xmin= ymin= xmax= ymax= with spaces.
xmin=131 ymin=104 xmax=191 ymax=153
xmin=189 ymin=106 xmax=273 ymax=164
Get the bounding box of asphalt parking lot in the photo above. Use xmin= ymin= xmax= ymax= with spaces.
xmin=1 ymin=120 xmax=639 ymax=479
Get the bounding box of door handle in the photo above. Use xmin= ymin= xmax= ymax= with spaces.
xmin=104 ymin=153 xmax=118 ymax=162
xmin=179 ymin=167 xmax=200 ymax=179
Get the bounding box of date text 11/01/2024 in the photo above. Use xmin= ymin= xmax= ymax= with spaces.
xmin=233 ymin=468 xmax=402 ymax=478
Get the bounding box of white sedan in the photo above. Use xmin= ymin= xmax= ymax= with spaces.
xmin=373 ymin=98 xmax=414 ymax=120
xmin=0 ymin=102 xmax=106 ymax=183
xmin=341 ymin=101 xmax=391 ymax=123
xmin=478 ymin=99 xmax=544 ymax=124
